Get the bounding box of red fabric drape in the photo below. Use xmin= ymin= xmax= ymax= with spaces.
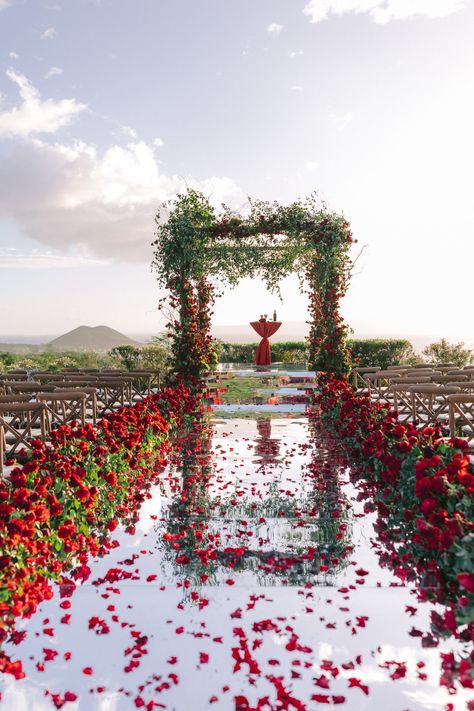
xmin=250 ymin=320 xmax=282 ymax=365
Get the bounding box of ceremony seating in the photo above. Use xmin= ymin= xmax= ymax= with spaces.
xmin=389 ymin=383 xmax=414 ymax=422
xmin=53 ymin=386 xmax=98 ymax=424
xmin=0 ymin=367 xmax=160 ymax=470
xmin=0 ymin=372 xmax=28 ymax=381
xmin=352 ymin=367 xmax=378 ymax=390
xmin=409 ymin=385 xmax=460 ymax=426
xmin=448 ymin=394 xmax=474 ymax=441
xmin=356 ymin=361 xmax=474 ymax=437
xmin=0 ymin=402 xmax=47 ymax=473
xmin=364 ymin=371 xmax=401 ymax=403
xmin=36 ymin=391 xmax=87 ymax=432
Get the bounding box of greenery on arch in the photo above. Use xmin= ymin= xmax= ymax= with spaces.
xmin=152 ymin=189 xmax=355 ymax=383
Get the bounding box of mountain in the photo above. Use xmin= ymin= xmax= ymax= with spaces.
xmin=47 ymin=325 xmax=140 ymax=352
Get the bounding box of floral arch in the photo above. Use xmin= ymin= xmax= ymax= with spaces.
xmin=152 ymin=189 xmax=355 ymax=383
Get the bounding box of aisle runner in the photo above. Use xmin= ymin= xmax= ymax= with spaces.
xmin=0 ymin=419 xmax=469 ymax=710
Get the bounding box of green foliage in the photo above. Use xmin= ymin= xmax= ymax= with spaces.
xmin=109 ymin=345 xmax=141 ymax=371
xmin=218 ymin=375 xmax=281 ymax=404
xmin=0 ymin=352 xmax=15 ymax=368
xmin=141 ymin=342 xmax=171 ymax=371
xmin=0 ymin=351 xmax=113 ymax=372
xmin=422 ymin=338 xmax=473 ymax=367
xmin=0 ymin=344 xmax=173 ymax=374
xmin=219 ymin=341 xmax=309 ymax=363
xmin=109 ymin=342 xmax=171 ymax=372
xmin=217 ymin=339 xmax=419 ymax=369
xmin=348 ymin=339 xmax=418 ymax=369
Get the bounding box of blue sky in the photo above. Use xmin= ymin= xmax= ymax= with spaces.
xmin=0 ymin=0 xmax=473 ymax=341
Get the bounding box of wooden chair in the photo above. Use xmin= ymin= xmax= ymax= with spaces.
xmin=7 ymin=382 xmax=43 ymax=395
xmin=0 ymin=394 xmax=32 ymax=405
xmin=0 ymin=372 xmax=28 ymax=381
xmin=365 ymin=371 xmax=401 ymax=403
xmin=446 ymin=369 xmax=472 ymax=379
xmin=352 ymin=367 xmax=378 ymax=391
xmin=396 ymin=376 xmax=432 ymax=385
xmin=389 ymin=383 xmax=416 ymax=422
xmin=409 ymin=385 xmax=460 ymax=426
xmin=433 ymin=374 xmax=469 ymax=385
xmin=100 ymin=374 xmax=134 ymax=404
xmin=94 ymin=380 xmax=126 ymax=413
xmin=127 ymin=371 xmax=154 ymax=399
xmin=53 ymin=386 xmax=98 ymax=424
xmin=130 ymin=369 xmax=160 ymax=392
xmin=448 ymin=394 xmax=474 ymax=441
xmin=0 ymin=402 xmax=47 ymax=473
xmin=446 ymin=381 xmax=474 ymax=392
xmin=34 ymin=374 xmax=67 ymax=384
xmin=37 ymin=391 xmax=87 ymax=432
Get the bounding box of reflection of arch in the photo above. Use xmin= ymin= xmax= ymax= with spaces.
xmin=159 ymin=417 xmax=352 ymax=589
xmin=254 ymin=417 xmax=281 ymax=466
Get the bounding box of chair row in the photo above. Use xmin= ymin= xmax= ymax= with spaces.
xmin=352 ymin=366 xmax=474 ymax=442
xmin=0 ymin=369 xmax=159 ymax=404
xmin=391 ymin=384 xmax=474 ymax=441
xmin=0 ymin=390 xmax=93 ymax=474
xmin=352 ymin=364 xmax=474 ymax=391
xmin=0 ymin=368 xmax=160 ymax=395
xmin=0 ymin=369 xmax=160 ymax=474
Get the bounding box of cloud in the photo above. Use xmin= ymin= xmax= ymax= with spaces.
xmin=41 ymin=26 xmax=57 ymax=39
xmin=332 ymin=111 xmax=353 ymax=130
xmin=0 ymin=69 xmax=86 ymax=137
xmin=289 ymin=50 xmax=304 ymax=58
xmin=0 ymin=138 xmax=243 ymax=262
xmin=9 ymin=51 xmax=20 ymax=60
xmin=303 ymin=0 xmax=469 ymax=24
xmin=0 ymin=0 xmax=11 ymax=10
xmin=44 ymin=66 xmax=63 ymax=79
xmin=267 ymin=22 xmax=283 ymax=34
xmin=0 ymin=247 xmax=106 ymax=269
xmin=291 ymin=85 xmax=305 ymax=92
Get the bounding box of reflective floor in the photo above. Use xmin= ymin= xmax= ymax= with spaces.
xmin=0 ymin=418 xmax=471 ymax=710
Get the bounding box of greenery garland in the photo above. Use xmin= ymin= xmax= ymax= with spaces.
xmin=152 ymin=189 xmax=354 ymax=382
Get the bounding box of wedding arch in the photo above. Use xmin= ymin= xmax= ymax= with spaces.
xmin=152 ymin=189 xmax=354 ymax=382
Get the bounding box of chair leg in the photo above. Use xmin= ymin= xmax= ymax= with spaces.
xmin=0 ymin=421 xmax=4 ymax=474
xmin=449 ymin=403 xmax=456 ymax=438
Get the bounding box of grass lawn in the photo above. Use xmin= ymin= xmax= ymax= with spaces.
xmin=218 ymin=375 xmax=281 ymax=404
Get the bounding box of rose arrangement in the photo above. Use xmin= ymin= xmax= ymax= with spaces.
xmin=152 ymin=190 xmax=354 ymax=383
xmin=314 ymin=376 xmax=474 ymax=690
xmin=0 ymin=384 xmax=197 ymax=680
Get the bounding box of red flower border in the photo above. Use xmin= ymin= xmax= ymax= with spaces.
xmin=314 ymin=376 xmax=474 ymax=690
xmin=0 ymin=385 xmax=197 ymax=679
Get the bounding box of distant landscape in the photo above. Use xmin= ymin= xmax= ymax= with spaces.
xmin=1 ymin=321 xmax=472 ymax=354
xmin=0 ymin=325 xmax=139 ymax=354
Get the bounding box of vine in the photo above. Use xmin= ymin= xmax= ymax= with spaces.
xmin=152 ymin=190 xmax=354 ymax=384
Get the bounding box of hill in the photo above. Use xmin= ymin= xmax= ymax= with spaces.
xmin=47 ymin=325 xmax=140 ymax=352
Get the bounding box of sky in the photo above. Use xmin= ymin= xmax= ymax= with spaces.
xmin=0 ymin=0 xmax=473 ymax=342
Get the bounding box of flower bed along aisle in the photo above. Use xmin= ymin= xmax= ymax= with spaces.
xmin=314 ymin=376 xmax=474 ymax=691
xmin=0 ymin=384 xmax=197 ymax=680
